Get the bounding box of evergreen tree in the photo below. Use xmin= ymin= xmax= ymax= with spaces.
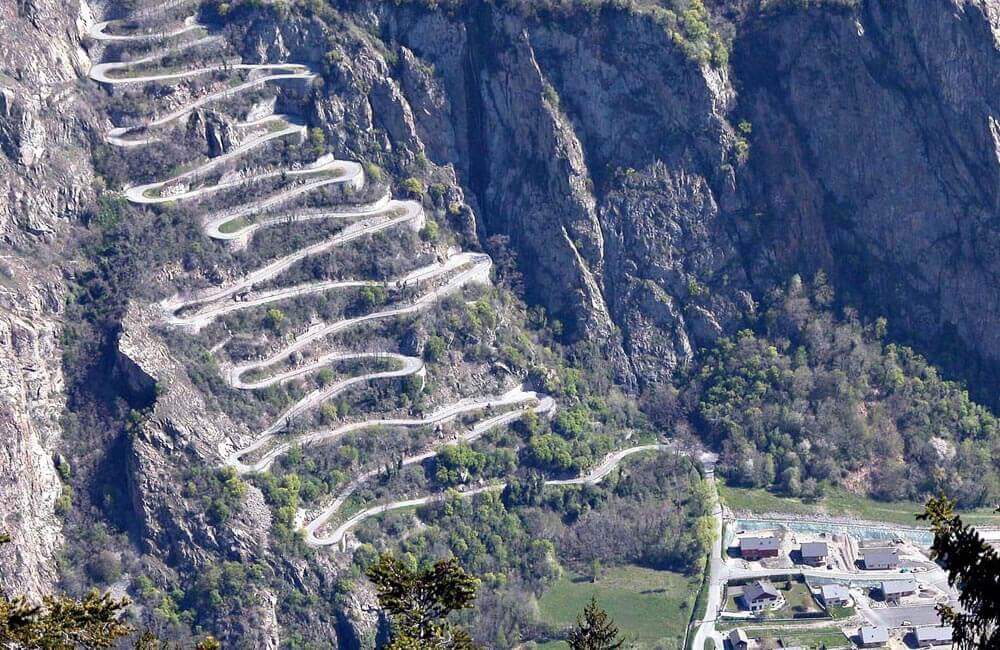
xmin=919 ymin=497 xmax=1000 ymax=649
xmin=0 ymin=590 xmax=131 ymax=649
xmin=567 ymin=597 xmax=624 ymax=650
xmin=366 ymin=554 xmax=478 ymax=648
xmin=0 ymin=533 xmax=217 ymax=649
xmin=134 ymin=630 xmax=222 ymax=649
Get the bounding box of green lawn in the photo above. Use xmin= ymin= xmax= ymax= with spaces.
xmin=773 ymin=578 xmax=822 ymax=616
xmin=723 ymin=578 xmax=821 ymax=618
xmin=537 ymin=565 xmax=702 ymax=649
xmin=723 ymin=589 xmax=741 ymax=613
xmin=218 ymin=216 xmax=249 ymax=234
xmin=719 ymin=483 xmax=1000 ymax=527
xmin=750 ymin=626 xmax=849 ymax=649
xmin=827 ymin=604 xmax=855 ymax=620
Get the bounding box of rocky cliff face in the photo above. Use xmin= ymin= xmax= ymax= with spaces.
xmin=368 ymin=3 xmax=753 ymax=386
xmin=351 ymin=0 xmax=1000 ymax=397
xmin=117 ymin=305 xmax=283 ymax=648
xmin=735 ymin=0 xmax=1000 ymax=401
xmin=227 ymin=2 xmax=753 ymax=386
xmin=0 ymin=0 xmax=98 ymax=597
xmin=0 ymin=269 xmax=67 ymax=597
xmin=1 ymin=0 xmax=998 ymax=642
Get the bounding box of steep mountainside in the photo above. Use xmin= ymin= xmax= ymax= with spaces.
xmin=372 ymin=1 xmax=750 ymax=386
xmin=736 ymin=0 xmax=1000 ymax=404
xmin=0 ymin=0 xmax=98 ymax=597
xmin=0 ymin=0 xmax=998 ymax=646
xmin=360 ymin=0 xmax=1000 ymax=401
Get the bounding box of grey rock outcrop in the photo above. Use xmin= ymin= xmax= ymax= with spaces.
xmin=187 ymin=109 xmax=237 ymax=157
xmin=0 ymin=0 xmax=98 ymax=597
xmin=602 ymin=162 xmax=744 ymax=384
xmin=366 ymin=3 xmax=749 ymax=385
xmin=357 ymin=0 xmax=1000 ymax=396
xmin=118 ymin=304 xmax=280 ymax=647
xmin=0 ymin=267 xmax=66 ymax=597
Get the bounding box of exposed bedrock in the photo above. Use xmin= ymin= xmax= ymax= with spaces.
xmin=355 ymin=0 xmax=999 ymax=397
xmin=0 ymin=0 xmax=101 ymax=597
xmin=736 ymin=0 xmax=1000 ymax=401
xmin=373 ymin=3 xmax=749 ymax=387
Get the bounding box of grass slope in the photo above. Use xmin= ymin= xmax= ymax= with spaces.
xmin=750 ymin=626 xmax=849 ymax=649
xmin=719 ymin=483 xmax=1000 ymax=527
xmin=537 ymin=565 xmax=701 ymax=649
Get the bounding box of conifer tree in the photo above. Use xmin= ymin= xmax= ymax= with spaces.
xmin=366 ymin=554 xmax=478 ymax=648
xmin=920 ymin=497 xmax=1000 ymax=649
xmin=567 ymin=597 xmax=624 ymax=650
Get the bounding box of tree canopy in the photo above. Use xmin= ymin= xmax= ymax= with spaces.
xmin=0 ymin=590 xmax=132 ymax=650
xmin=366 ymin=554 xmax=479 ymax=648
xmin=694 ymin=274 xmax=999 ymax=507
xmin=567 ymin=597 xmax=624 ymax=650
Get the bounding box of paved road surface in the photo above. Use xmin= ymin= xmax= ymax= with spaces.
xmin=88 ymin=16 xmax=202 ymax=43
xmin=229 ymin=388 xmax=552 ymax=474
xmin=691 ymin=466 xmax=726 ymax=650
xmin=91 ymin=7 xmax=568 ymax=555
xmin=306 ymin=441 xmax=690 ymax=547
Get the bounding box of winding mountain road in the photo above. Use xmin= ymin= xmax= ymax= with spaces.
xmin=306 ymin=440 xmax=665 ymax=547
xmin=119 ymin=112 xmax=306 ymax=191
xmin=220 ymin=252 xmax=492 ymax=383
xmin=90 ymin=43 xmax=304 ymax=86
xmin=88 ymin=15 xmax=203 ymax=43
xmin=124 ymin=157 xmax=360 ymax=204
xmin=228 ymin=388 xmax=550 ymax=474
xmin=90 ymin=21 xmax=316 ymax=147
xmin=105 ymin=71 xmax=317 ymax=146
xmin=161 ymin=205 xmax=432 ymax=331
xmin=203 ymin=190 xmax=393 ymax=241
xmin=87 ymin=8 xmax=685 ymax=554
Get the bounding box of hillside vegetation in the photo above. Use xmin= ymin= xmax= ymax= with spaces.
xmin=688 ymin=274 xmax=998 ymax=508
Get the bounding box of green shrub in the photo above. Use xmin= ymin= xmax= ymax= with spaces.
xmin=424 ymin=335 xmax=446 ymax=362
xmin=55 ymin=486 xmax=73 ymax=515
xmin=56 ymin=457 xmax=71 ymax=481
xmin=419 ymin=220 xmax=439 ymax=242
xmin=524 ymin=434 xmax=574 ymax=472
xmin=734 ymin=136 xmax=750 ymax=163
xmin=402 ymin=177 xmax=426 ymax=197
xmin=542 ymin=80 xmax=560 ymax=108
xmin=359 ymin=285 xmax=387 ymax=309
xmin=264 ymin=308 xmax=285 ymax=331
xmin=308 ymin=127 xmax=326 ymax=155
xmin=363 ymin=161 xmax=383 ymax=183
xmin=429 ymin=183 xmax=447 ymax=200
xmin=316 ymin=368 xmax=335 ymax=386
xmin=553 ymin=406 xmax=590 ymax=439
xmin=91 ymin=193 xmax=128 ymax=231
xmin=434 ymin=444 xmax=486 ymax=486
